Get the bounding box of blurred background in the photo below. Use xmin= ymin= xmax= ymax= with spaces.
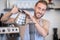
xmin=0 ymin=0 xmax=60 ymax=40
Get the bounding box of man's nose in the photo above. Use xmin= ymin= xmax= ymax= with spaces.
xmin=39 ymin=9 xmax=42 ymax=13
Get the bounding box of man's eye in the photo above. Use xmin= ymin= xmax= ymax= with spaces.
xmin=42 ymin=9 xmax=46 ymax=11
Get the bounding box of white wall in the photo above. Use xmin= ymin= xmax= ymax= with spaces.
xmin=43 ymin=10 xmax=60 ymax=40
xmin=0 ymin=0 xmax=5 ymax=12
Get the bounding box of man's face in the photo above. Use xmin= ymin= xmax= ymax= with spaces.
xmin=34 ymin=3 xmax=47 ymax=19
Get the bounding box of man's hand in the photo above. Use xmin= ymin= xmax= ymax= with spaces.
xmin=10 ymin=6 xmax=19 ymax=14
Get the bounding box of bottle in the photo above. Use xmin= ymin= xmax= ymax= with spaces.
xmin=53 ymin=28 xmax=58 ymax=40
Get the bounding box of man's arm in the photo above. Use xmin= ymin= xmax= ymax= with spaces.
xmin=1 ymin=6 xmax=19 ymax=23
xmin=1 ymin=12 xmax=13 ymax=22
xmin=30 ymin=16 xmax=49 ymax=37
xmin=34 ymin=19 xmax=50 ymax=37
xmin=23 ymin=10 xmax=50 ymax=37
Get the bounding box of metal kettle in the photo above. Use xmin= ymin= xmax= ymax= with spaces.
xmin=14 ymin=10 xmax=26 ymax=26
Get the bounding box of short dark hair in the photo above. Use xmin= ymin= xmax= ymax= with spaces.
xmin=35 ymin=0 xmax=48 ymax=7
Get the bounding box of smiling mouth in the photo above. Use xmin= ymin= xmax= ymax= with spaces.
xmin=37 ymin=13 xmax=42 ymax=16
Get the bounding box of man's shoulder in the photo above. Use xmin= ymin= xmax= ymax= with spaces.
xmin=42 ymin=18 xmax=50 ymax=28
xmin=42 ymin=18 xmax=50 ymax=24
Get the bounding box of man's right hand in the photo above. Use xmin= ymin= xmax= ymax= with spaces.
xmin=10 ymin=6 xmax=19 ymax=14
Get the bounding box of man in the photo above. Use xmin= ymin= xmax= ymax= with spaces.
xmin=1 ymin=0 xmax=50 ymax=40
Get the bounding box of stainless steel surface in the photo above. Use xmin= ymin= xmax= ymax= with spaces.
xmin=15 ymin=12 xmax=26 ymax=26
xmin=0 ymin=27 xmax=19 ymax=34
